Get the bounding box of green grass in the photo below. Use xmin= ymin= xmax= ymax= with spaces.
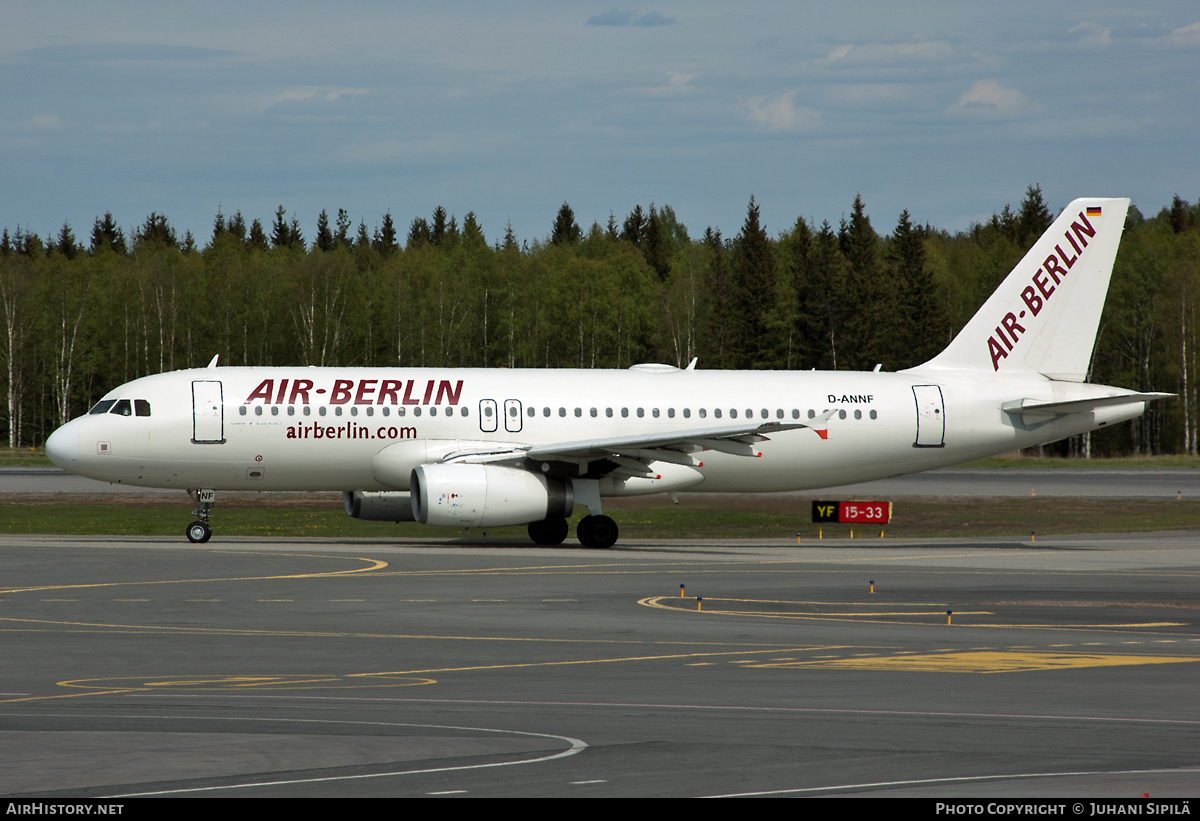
xmin=1 ymin=498 xmax=1197 ymax=540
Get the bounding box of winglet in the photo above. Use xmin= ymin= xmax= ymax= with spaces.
xmin=207 ymin=355 xmax=219 ymax=369
xmin=808 ymin=408 xmax=836 ymax=440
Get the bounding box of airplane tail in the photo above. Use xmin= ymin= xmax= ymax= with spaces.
xmin=914 ymin=197 xmax=1130 ymax=381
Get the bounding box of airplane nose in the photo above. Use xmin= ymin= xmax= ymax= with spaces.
xmin=45 ymin=422 xmax=81 ymax=472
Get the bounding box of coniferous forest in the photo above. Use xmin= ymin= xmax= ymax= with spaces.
xmin=2 ymin=186 xmax=1198 ymax=457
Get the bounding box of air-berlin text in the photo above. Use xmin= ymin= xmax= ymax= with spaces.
xmin=987 ymin=210 xmax=1097 ymax=371
xmin=244 ymin=378 xmax=463 ymax=406
xmin=286 ymin=422 xmax=417 ymax=441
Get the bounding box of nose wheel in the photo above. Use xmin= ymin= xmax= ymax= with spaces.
xmin=187 ymin=488 xmax=216 ymax=543
xmin=187 ymin=520 xmax=212 ymax=543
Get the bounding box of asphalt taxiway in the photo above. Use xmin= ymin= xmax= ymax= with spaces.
xmin=1 ymin=531 xmax=1198 ymax=797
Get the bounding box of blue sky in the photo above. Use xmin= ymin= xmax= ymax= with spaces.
xmin=3 ymin=2 xmax=1198 ymax=246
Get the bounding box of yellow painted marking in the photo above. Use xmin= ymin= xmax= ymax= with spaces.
xmin=752 ymin=651 xmax=1200 ymax=673
xmin=59 ymin=673 xmax=436 ymax=692
xmin=0 ymin=553 xmax=388 ymax=594
xmin=0 ymin=614 xmax=818 ymax=651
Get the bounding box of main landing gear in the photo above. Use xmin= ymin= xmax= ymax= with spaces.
xmin=526 ymin=514 xmax=619 ymax=548
xmin=187 ymin=488 xmax=215 ymax=543
xmin=576 ymin=514 xmax=619 ymax=549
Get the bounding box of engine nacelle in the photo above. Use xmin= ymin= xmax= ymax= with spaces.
xmin=343 ymin=490 xmax=416 ymax=522
xmin=410 ymin=463 xmax=574 ymax=527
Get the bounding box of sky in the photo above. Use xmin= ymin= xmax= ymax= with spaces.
xmin=3 ymin=1 xmax=1199 ymax=247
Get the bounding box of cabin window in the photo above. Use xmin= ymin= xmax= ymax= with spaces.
xmin=792 ymin=409 xmax=800 ymax=419
xmin=271 ymin=406 xmax=279 ymax=416
xmin=461 ymin=407 xmax=469 ymax=417
xmin=483 ymin=405 xmax=493 ymax=417
xmin=838 ymin=410 xmax=847 ymax=420
xmin=430 ymin=407 xmax=438 ymax=417
xmin=380 ymin=407 xmax=388 ymax=417
xmin=776 ymin=409 xmax=784 ymax=419
xmin=135 ymin=400 xmax=151 ymax=417
xmin=397 ymin=407 xmax=405 ymax=416
xmin=606 ymin=408 xmax=613 ymax=418
xmin=254 ymin=406 xmax=263 ymax=417
xmin=729 ymin=409 xmax=737 ymax=419
xmin=527 ymin=407 xmax=535 ymax=417
xmin=559 ymin=407 xmax=566 ymax=417
xmin=89 ymin=400 xmax=116 ymax=415
xmin=714 ymin=408 xmax=721 ymax=418
xmin=683 ymin=408 xmax=691 ymax=418
xmin=335 ymin=406 xmax=343 ymax=417
xmin=543 ymin=407 xmax=551 ymax=417
xmin=287 ymin=406 xmax=296 ymax=417
xmin=652 ymin=408 xmax=660 ymax=418
xmin=807 ymin=409 xmax=815 ymax=419
xmin=621 ymin=408 xmax=628 ymax=418
xmin=589 ymin=408 xmax=597 ymax=418
xmin=761 ymin=409 xmax=768 ymax=419
xmin=304 ymin=406 xmax=312 ymax=416
xmin=637 ymin=408 xmax=644 ymax=418
xmin=699 ymin=408 xmax=706 ymax=418
xmin=238 ymin=406 xmax=247 ymax=416
xmin=667 ymin=408 xmax=675 ymax=418
xmin=575 ymin=408 xmax=582 ymax=418
xmin=319 ymin=407 xmax=327 ymax=417
xmin=869 ymin=410 xmax=877 ymax=420
xmin=366 ymin=406 xmax=373 ymax=417
xmin=413 ymin=407 xmax=422 ymax=417
xmin=854 ymin=410 xmax=862 ymax=420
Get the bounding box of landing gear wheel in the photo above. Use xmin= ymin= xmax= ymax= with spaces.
xmin=528 ymin=517 xmax=569 ymax=546
xmin=577 ymin=514 xmax=618 ymax=549
xmin=186 ymin=520 xmax=212 ymax=543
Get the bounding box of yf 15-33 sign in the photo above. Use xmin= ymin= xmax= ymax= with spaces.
xmin=811 ymin=501 xmax=892 ymax=524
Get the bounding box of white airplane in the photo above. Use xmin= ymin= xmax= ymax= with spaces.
xmin=45 ymin=197 xmax=1167 ymax=548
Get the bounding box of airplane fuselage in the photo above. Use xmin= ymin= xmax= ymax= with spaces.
xmin=50 ymin=365 xmax=1144 ymax=494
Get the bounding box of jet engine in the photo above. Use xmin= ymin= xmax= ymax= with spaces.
xmin=410 ymin=463 xmax=574 ymax=527
xmin=343 ymin=490 xmax=417 ymax=521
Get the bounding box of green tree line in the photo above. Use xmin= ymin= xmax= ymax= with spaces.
xmin=2 ymin=188 xmax=1198 ymax=456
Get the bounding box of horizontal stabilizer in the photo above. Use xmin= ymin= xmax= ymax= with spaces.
xmin=1001 ymin=392 xmax=1172 ymax=420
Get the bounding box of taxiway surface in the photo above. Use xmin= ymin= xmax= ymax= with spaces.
xmin=1 ymin=532 xmax=1198 ymax=797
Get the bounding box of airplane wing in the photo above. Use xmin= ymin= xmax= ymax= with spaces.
xmin=443 ymin=412 xmax=835 ymax=475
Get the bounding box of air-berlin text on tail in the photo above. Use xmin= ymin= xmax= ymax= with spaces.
xmin=987 ymin=209 xmax=1099 ymax=371
xmin=243 ymin=378 xmax=463 ymax=406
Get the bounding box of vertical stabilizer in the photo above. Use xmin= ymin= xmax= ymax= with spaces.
xmin=915 ymin=197 xmax=1129 ymax=381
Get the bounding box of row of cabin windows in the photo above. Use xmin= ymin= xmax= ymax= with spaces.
xmin=89 ymin=399 xmax=151 ymax=417
xmin=498 ymin=406 xmax=877 ymax=421
xmin=237 ymin=404 xmax=878 ymax=421
xmin=239 ymin=405 xmax=470 ymax=418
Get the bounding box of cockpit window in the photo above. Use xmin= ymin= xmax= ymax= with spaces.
xmin=135 ymin=399 xmax=151 ymax=417
xmin=89 ymin=400 xmax=116 ymax=415
xmin=110 ymin=399 xmax=132 ymax=416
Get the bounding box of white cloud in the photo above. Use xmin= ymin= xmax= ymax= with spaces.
xmin=21 ymin=114 xmax=62 ymax=130
xmin=636 ymin=71 xmax=697 ymax=97
xmin=1164 ymin=21 xmax=1200 ymax=48
xmin=820 ymin=40 xmax=955 ymax=66
xmin=1070 ymin=22 xmax=1111 ymax=47
xmin=271 ymin=87 xmax=366 ymax=107
xmin=586 ymin=9 xmax=677 ymax=27
xmin=746 ymin=92 xmax=821 ymax=132
xmin=952 ymin=79 xmax=1038 ymax=117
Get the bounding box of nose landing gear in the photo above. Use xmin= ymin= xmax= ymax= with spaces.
xmin=187 ymin=488 xmax=215 ymax=543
